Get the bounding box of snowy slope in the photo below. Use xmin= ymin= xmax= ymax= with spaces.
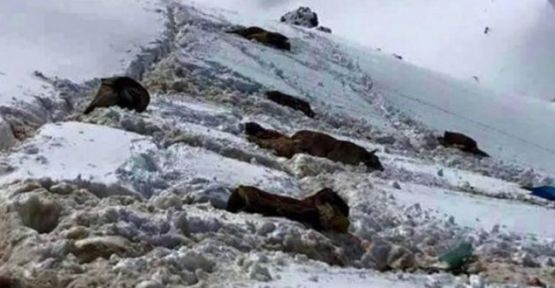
xmin=0 ymin=0 xmax=163 ymax=110
xmin=0 ymin=2 xmax=554 ymax=288
xmin=195 ymin=0 xmax=555 ymax=101
xmin=350 ymin=45 xmax=555 ymax=176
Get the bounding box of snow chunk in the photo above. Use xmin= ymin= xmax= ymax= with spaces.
xmin=0 ymin=122 xmax=155 ymax=190
xmin=14 ymin=194 xmax=62 ymax=233
xmin=0 ymin=117 xmax=16 ymax=150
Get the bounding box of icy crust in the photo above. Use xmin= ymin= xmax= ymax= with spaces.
xmin=1 ymin=2 xmax=555 ymax=288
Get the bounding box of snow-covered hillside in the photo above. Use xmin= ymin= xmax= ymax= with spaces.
xmin=0 ymin=0 xmax=164 ymax=103
xmin=196 ymin=0 xmax=555 ymax=101
xmin=0 ymin=0 xmax=164 ymax=149
xmin=0 ymin=1 xmax=554 ymax=287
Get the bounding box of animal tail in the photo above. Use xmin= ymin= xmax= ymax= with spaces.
xmin=475 ymin=149 xmax=490 ymax=158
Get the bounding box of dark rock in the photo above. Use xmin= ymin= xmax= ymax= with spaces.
xmin=244 ymin=123 xmax=384 ymax=171
xmin=265 ymin=91 xmax=315 ymax=118
xmin=280 ymin=7 xmax=319 ymax=28
xmin=316 ymin=26 xmax=332 ymax=34
xmin=438 ymin=131 xmax=489 ymax=157
xmin=227 ymin=26 xmax=291 ymax=51
xmin=84 ymin=76 xmax=150 ymax=114
xmin=227 ymin=186 xmax=350 ymax=233
xmin=393 ymin=54 xmax=403 ymax=60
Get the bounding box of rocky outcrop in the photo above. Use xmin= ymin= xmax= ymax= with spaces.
xmin=244 ymin=123 xmax=384 ymax=171
xmin=438 ymin=131 xmax=489 ymax=157
xmin=227 ymin=26 xmax=291 ymax=51
xmin=227 ymin=186 xmax=350 ymax=233
xmin=280 ymin=7 xmax=319 ymax=28
xmin=280 ymin=7 xmax=332 ymax=34
xmin=265 ymin=91 xmax=315 ymax=118
xmin=84 ymin=76 xmax=150 ymax=115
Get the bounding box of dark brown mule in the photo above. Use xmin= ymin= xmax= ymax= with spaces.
xmin=438 ymin=131 xmax=489 ymax=157
xmin=84 ymin=76 xmax=150 ymax=115
xmin=227 ymin=186 xmax=350 ymax=233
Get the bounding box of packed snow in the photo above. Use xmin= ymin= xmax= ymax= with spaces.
xmin=0 ymin=1 xmax=554 ymax=288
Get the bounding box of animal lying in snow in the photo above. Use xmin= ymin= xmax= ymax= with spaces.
xmin=84 ymin=76 xmax=150 ymax=114
xmin=227 ymin=26 xmax=291 ymax=51
xmin=437 ymin=131 xmax=489 ymax=157
xmin=265 ymin=90 xmax=315 ymax=118
xmin=226 ymin=186 xmax=350 ymax=233
xmin=244 ymin=122 xmax=384 ymax=171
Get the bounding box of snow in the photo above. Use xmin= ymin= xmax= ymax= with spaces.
xmin=159 ymin=143 xmax=301 ymax=196
xmin=1 ymin=1 xmax=555 ymax=287
xmin=391 ymin=183 xmax=555 ymax=238
xmin=0 ymin=121 xmax=154 ymax=186
xmin=349 ymin=46 xmax=555 ymax=175
xmin=195 ymin=3 xmax=555 ymax=175
xmin=271 ymin=265 xmax=419 ymax=288
xmin=194 ymin=0 xmax=555 ymax=100
xmin=0 ymin=0 xmax=163 ymax=106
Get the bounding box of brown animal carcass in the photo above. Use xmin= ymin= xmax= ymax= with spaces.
xmin=266 ymin=91 xmax=315 ymax=118
xmin=84 ymin=76 xmax=150 ymax=115
xmin=292 ymin=130 xmax=384 ymax=171
xmin=244 ymin=123 xmax=384 ymax=171
xmin=227 ymin=26 xmax=291 ymax=51
xmin=438 ymin=131 xmax=489 ymax=157
xmin=226 ymin=186 xmax=350 ymax=233
xmin=243 ymin=122 xmax=300 ymax=158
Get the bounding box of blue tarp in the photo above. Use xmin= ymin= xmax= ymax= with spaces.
xmin=531 ymin=186 xmax=555 ymax=201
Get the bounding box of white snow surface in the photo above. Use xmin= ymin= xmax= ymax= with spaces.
xmin=0 ymin=122 xmax=153 ymax=187
xmin=194 ymin=0 xmax=555 ymax=101
xmin=0 ymin=0 xmax=163 ymax=106
xmin=0 ymin=2 xmax=554 ymax=288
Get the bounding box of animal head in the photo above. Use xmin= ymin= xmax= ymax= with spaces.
xmin=100 ymin=77 xmax=117 ymax=86
xmin=243 ymin=122 xmax=266 ymax=137
xmin=312 ymin=188 xmax=350 ymax=217
xmin=364 ymin=149 xmax=384 ymax=171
